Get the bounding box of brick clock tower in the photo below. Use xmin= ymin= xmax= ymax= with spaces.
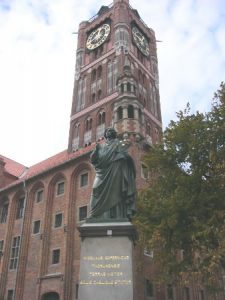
xmin=68 ymin=0 xmax=162 ymax=155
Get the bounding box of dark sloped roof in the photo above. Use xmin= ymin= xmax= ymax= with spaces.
xmin=0 ymin=155 xmax=27 ymax=178
xmin=0 ymin=144 xmax=95 ymax=191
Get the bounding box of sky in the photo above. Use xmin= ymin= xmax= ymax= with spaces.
xmin=0 ymin=0 xmax=225 ymax=167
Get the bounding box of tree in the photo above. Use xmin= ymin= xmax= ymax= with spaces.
xmin=135 ymin=83 xmax=225 ymax=294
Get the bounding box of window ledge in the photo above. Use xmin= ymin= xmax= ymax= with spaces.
xmin=39 ymin=273 xmax=64 ymax=281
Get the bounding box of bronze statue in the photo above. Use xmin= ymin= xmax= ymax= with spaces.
xmin=89 ymin=127 xmax=136 ymax=220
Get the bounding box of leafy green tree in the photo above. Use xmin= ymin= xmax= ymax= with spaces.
xmin=135 ymin=83 xmax=225 ymax=294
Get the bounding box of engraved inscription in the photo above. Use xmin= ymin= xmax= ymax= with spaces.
xmin=80 ymin=255 xmax=132 ymax=286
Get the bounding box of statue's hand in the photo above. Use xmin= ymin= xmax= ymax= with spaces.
xmin=91 ymin=142 xmax=100 ymax=163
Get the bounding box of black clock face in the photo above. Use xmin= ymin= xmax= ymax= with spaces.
xmin=86 ymin=24 xmax=110 ymax=50
xmin=132 ymin=26 xmax=149 ymax=57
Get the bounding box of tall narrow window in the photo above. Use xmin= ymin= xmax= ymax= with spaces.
xmin=79 ymin=206 xmax=87 ymax=221
xmin=107 ymin=61 xmax=113 ymax=94
xmin=57 ymin=182 xmax=65 ymax=196
xmin=98 ymin=113 xmax=102 ymax=125
xmin=9 ymin=236 xmax=20 ymax=270
xmin=112 ymin=59 xmax=117 ymax=91
xmin=0 ymin=240 xmax=4 ymax=257
xmin=72 ymin=123 xmax=80 ymax=151
xmin=153 ymin=86 xmax=158 ymax=117
xmin=91 ymin=69 xmax=96 ymax=81
xmin=7 ymin=290 xmax=14 ymax=300
xmin=80 ymin=172 xmax=88 ymax=187
xmin=145 ymin=279 xmax=154 ymax=297
xmin=98 ymin=112 xmax=106 ymax=126
xmin=138 ymin=108 xmax=142 ymax=122
xmin=92 ymin=93 xmax=96 ymax=103
xmin=128 ymin=105 xmax=134 ymax=118
xmin=167 ymin=284 xmax=174 ymax=300
xmin=115 ymin=27 xmax=129 ymax=54
xmin=33 ymin=220 xmax=41 ymax=234
xmin=73 ymin=123 xmax=80 ymax=138
xmin=0 ymin=202 xmax=9 ymax=223
xmin=117 ymin=106 xmax=123 ymax=120
xmin=102 ymin=112 xmax=105 ymax=124
xmin=54 ymin=213 xmax=63 ymax=228
xmin=107 ymin=59 xmax=117 ymax=94
xmin=36 ymin=189 xmax=43 ymax=203
xmin=146 ymin=123 xmax=151 ymax=136
xmin=97 ymin=65 xmax=102 ymax=78
xmin=76 ymin=77 xmax=86 ymax=112
xmin=52 ymin=249 xmax=60 ymax=264
xmin=16 ymin=197 xmax=24 ymax=219
xmin=97 ymin=90 xmax=102 ymax=100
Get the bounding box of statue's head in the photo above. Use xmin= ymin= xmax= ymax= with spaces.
xmin=104 ymin=127 xmax=117 ymax=140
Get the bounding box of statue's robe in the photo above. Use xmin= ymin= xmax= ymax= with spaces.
xmin=90 ymin=138 xmax=136 ymax=218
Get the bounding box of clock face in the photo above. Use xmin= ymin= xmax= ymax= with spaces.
xmin=86 ymin=24 xmax=110 ymax=50
xmin=132 ymin=26 xmax=150 ymax=57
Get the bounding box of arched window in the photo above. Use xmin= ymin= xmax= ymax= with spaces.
xmin=91 ymin=69 xmax=96 ymax=82
xmin=146 ymin=123 xmax=151 ymax=136
xmin=73 ymin=123 xmax=80 ymax=138
xmin=127 ymin=82 xmax=131 ymax=92
xmin=16 ymin=196 xmax=25 ymax=219
xmin=142 ymin=74 xmax=146 ymax=85
xmin=102 ymin=112 xmax=105 ymax=124
xmin=97 ymin=66 xmax=102 ymax=78
xmin=85 ymin=119 xmax=92 ymax=132
xmin=85 ymin=120 xmax=88 ymax=132
xmin=97 ymin=90 xmax=102 ymax=100
xmin=115 ymin=27 xmax=129 ymax=51
xmin=138 ymin=70 xmax=142 ymax=82
xmin=89 ymin=119 xmax=92 ymax=130
xmin=107 ymin=59 xmax=117 ymax=94
xmin=98 ymin=114 xmax=101 ymax=126
xmin=96 ymin=111 xmax=106 ymax=140
xmin=98 ymin=111 xmax=106 ymax=125
xmin=117 ymin=106 xmax=123 ymax=120
xmin=84 ymin=118 xmax=92 ymax=145
xmin=72 ymin=123 xmax=80 ymax=151
xmin=41 ymin=292 xmax=60 ymax=300
xmin=128 ymin=105 xmax=134 ymax=118
xmin=76 ymin=76 xmax=86 ymax=112
xmin=92 ymin=93 xmax=96 ymax=103
xmin=0 ymin=199 xmax=9 ymax=223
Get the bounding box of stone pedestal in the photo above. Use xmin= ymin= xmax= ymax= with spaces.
xmin=78 ymin=222 xmax=137 ymax=300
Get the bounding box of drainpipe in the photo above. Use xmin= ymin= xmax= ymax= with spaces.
xmin=14 ymin=179 xmax=28 ymax=300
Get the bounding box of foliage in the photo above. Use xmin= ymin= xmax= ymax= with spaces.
xmin=134 ymin=83 xmax=225 ymax=293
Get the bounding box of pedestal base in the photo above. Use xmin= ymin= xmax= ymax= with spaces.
xmin=78 ymin=222 xmax=137 ymax=300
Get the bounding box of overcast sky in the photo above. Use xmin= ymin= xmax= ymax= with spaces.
xmin=0 ymin=0 xmax=225 ymax=166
